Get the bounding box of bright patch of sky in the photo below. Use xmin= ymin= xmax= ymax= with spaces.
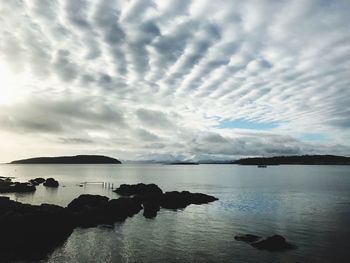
xmin=218 ymin=119 xmax=280 ymax=130
xmin=301 ymin=133 xmax=327 ymax=141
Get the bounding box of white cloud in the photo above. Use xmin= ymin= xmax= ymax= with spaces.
xmin=0 ymin=0 xmax=349 ymax=162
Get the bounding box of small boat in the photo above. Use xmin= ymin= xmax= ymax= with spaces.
xmin=258 ymin=165 xmax=267 ymax=168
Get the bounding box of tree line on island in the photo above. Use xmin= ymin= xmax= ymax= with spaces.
xmin=8 ymin=154 xmax=350 ymax=165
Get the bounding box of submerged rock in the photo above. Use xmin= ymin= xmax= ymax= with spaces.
xmin=236 ymin=234 xmax=296 ymax=251
xmin=234 ymin=234 xmax=261 ymax=243
xmin=43 ymin=178 xmax=59 ymax=187
xmin=251 ymin=235 xmax=296 ymax=251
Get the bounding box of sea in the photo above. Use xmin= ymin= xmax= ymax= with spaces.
xmin=0 ymin=164 xmax=349 ymax=263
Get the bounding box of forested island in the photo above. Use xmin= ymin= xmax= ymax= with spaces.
xmin=233 ymin=155 xmax=350 ymax=165
xmin=10 ymin=155 xmax=121 ymax=164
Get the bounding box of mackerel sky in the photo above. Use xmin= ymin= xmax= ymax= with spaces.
xmin=0 ymin=0 xmax=350 ymax=162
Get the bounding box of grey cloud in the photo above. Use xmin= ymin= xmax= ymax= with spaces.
xmin=136 ymin=108 xmax=173 ymax=128
xmin=31 ymin=0 xmax=58 ymax=21
xmin=58 ymin=137 xmax=94 ymax=144
xmin=120 ymin=0 xmax=156 ymax=23
xmin=0 ymin=98 xmax=127 ymax=135
xmin=65 ymin=0 xmax=91 ymax=29
xmin=0 ymin=32 xmax=25 ymax=71
xmin=191 ymin=132 xmax=301 ymax=157
xmin=135 ymin=129 xmax=160 ymax=141
xmin=0 ymin=114 xmax=63 ymax=134
xmin=53 ymin=50 xmax=78 ymax=82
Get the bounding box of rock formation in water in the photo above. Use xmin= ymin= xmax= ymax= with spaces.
xmin=0 ymin=177 xmax=36 ymax=193
xmin=235 ymin=234 xmax=296 ymax=251
xmin=115 ymin=183 xmax=163 ymax=197
xmin=10 ymin=155 xmax=122 ymax=164
xmin=0 ymin=197 xmax=75 ymax=261
xmin=29 ymin=177 xmax=46 ymax=186
xmin=233 ymin=155 xmax=350 ymax=165
xmin=43 ymin=178 xmax=59 ymax=187
xmin=114 ymin=183 xmax=218 ymax=217
xmin=0 ymin=184 xmax=218 ymax=261
xmin=0 ymin=177 xmax=60 ymax=193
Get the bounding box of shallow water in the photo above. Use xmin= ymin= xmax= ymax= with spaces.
xmin=0 ymin=164 xmax=349 ymax=262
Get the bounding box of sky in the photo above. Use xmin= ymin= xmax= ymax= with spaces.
xmin=0 ymin=0 xmax=350 ymax=163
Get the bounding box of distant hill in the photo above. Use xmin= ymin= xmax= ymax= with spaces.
xmin=166 ymin=162 xmax=199 ymax=165
xmin=232 ymin=155 xmax=350 ymax=165
xmin=10 ymin=155 xmax=122 ymax=164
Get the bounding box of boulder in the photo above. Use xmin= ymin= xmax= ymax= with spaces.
xmin=43 ymin=178 xmax=59 ymax=187
xmin=251 ymin=235 xmax=296 ymax=251
xmin=114 ymin=183 xmax=163 ymax=198
xmin=29 ymin=177 xmax=46 ymax=186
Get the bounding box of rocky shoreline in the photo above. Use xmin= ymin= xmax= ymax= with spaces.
xmin=0 ymin=177 xmax=59 ymax=193
xmin=0 ymin=183 xmax=218 ymax=261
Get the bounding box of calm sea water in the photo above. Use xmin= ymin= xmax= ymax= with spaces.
xmin=0 ymin=164 xmax=349 ymax=263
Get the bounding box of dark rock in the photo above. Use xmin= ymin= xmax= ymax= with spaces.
xmin=29 ymin=177 xmax=46 ymax=186
xmin=67 ymin=194 xmax=109 ymax=227
xmin=114 ymin=183 xmax=163 ymax=197
xmin=67 ymin=195 xmax=142 ymax=227
xmin=0 ymin=181 xmax=36 ymax=193
xmin=0 ymin=184 xmax=219 ymax=261
xmin=105 ymin=198 xmax=143 ymax=221
xmin=0 ymin=197 xmax=75 ymax=261
xmin=143 ymin=201 xmax=160 ymax=218
xmin=43 ymin=178 xmax=59 ymax=187
xmin=235 ymin=234 xmax=261 ymax=243
xmin=68 ymin=194 xmax=109 ymax=212
xmin=160 ymin=191 xmax=218 ymax=209
xmin=251 ymin=235 xmax=296 ymax=251
xmin=114 ymin=184 xmax=218 ymax=216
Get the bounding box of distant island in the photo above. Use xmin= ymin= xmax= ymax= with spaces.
xmin=233 ymin=155 xmax=350 ymax=165
xmin=167 ymin=162 xmax=199 ymax=165
xmin=10 ymin=155 xmax=122 ymax=164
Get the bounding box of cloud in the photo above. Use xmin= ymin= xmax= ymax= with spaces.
xmin=0 ymin=0 xmax=349 ymax=162
xmin=136 ymin=108 xmax=174 ymax=129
